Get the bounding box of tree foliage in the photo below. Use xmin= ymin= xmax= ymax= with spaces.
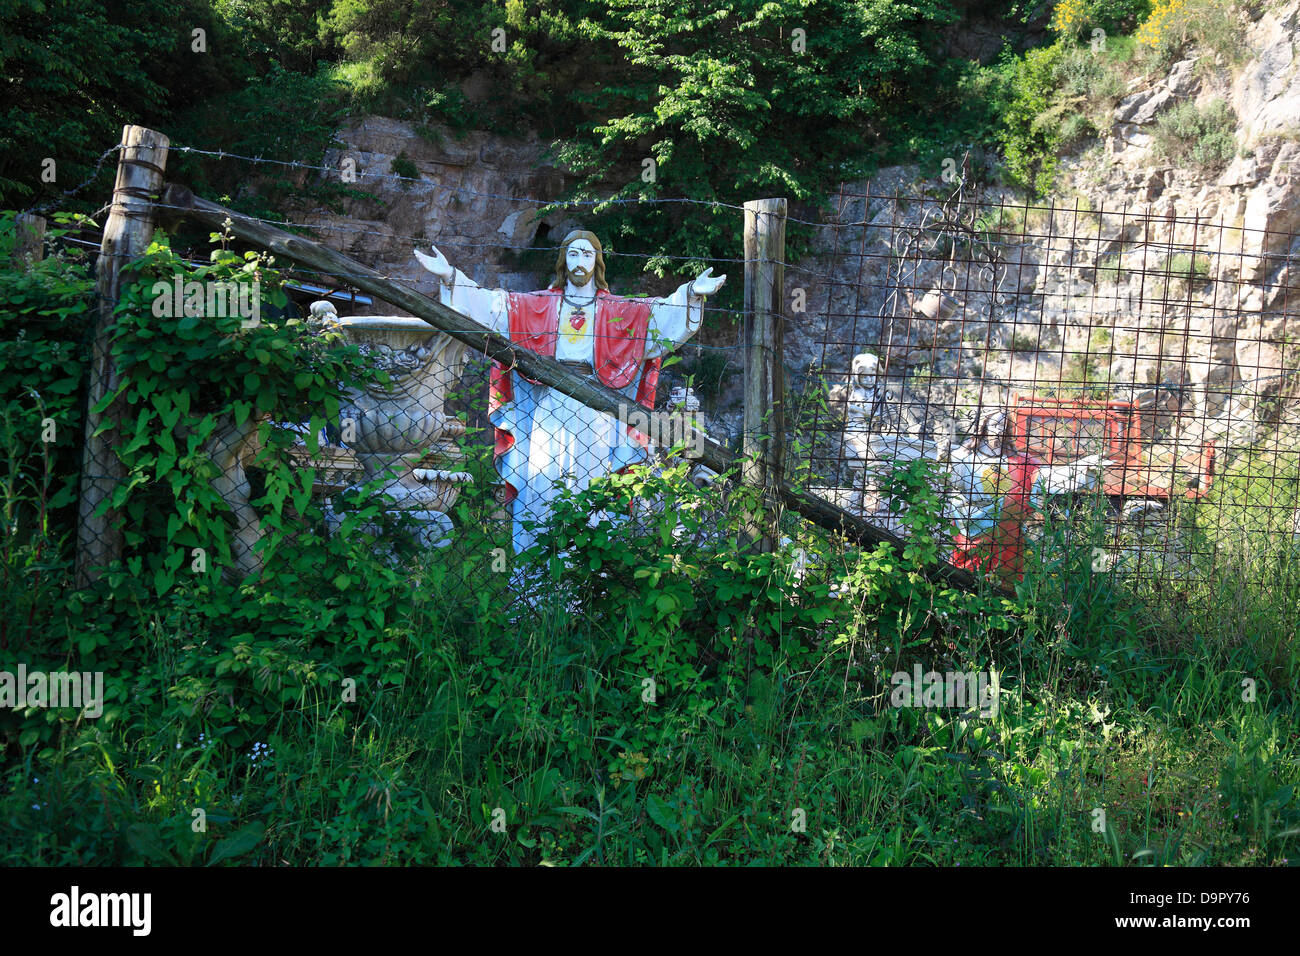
xmin=556 ymin=0 xmax=960 ymax=290
xmin=0 ymin=0 xmax=247 ymax=207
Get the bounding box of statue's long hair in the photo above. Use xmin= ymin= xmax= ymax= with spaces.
xmin=551 ymin=230 xmax=609 ymax=291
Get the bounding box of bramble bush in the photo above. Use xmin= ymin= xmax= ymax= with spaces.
xmin=0 ymin=219 xmax=431 ymax=754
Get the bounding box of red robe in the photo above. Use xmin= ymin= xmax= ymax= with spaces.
xmin=488 ymin=288 xmax=662 ymax=503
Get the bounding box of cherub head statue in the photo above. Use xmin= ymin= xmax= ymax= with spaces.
xmin=852 ymin=352 xmax=881 ymax=388
xmin=551 ymin=230 xmax=609 ymax=291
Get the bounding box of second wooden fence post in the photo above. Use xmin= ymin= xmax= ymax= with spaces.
xmin=742 ymin=198 xmax=787 ymax=553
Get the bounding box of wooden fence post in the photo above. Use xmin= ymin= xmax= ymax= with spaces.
xmin=76 ymin=126 xmax=169 ymax=585
xmin=742 ymin=198 xmax=787 ymax=553
xmin=13 ymin=214 xmax=46 ymax=265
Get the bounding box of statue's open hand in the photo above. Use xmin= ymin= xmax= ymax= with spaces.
xmin=414 ymin=245 xmax=454 ymax=283
xmin=690 ymin=267 xmax=726 ymax=298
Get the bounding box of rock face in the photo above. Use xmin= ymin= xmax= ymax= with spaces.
xmin=281 ymin=116 xmax=583 ymax=302
xmin=1058 ymin=2 xmax=1299 ymax=448
xmin=254 ymin=2 xmax=1299 ymax=469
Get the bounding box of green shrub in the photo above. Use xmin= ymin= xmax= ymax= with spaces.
xmin=390 ymin=154 xmax=418 ymax=185
xmin=1097 ymin=252 xmax=1128 ymax=282
xmin=555 ymin=0 xmax=961 ymax=305
xmin=1086 ymin=0 xmax=1154 ymax=32
xmin=1056 ymin=42 xmax=1128 ymax=102
xmin=0 ymin=221 xmax=419 ymax=754
xmin=531 ymin=464 xmax=837 ymax=683
xmin=1000 ymin=42 xmax=1069 ymax=195
xmin=1152 ymin=99 xmax=1237 ymax=169
xmin=1159 ymin=251 xmax=1211 ymax=279
xmin=998 ymin=27 xmax=1148 ymax=195
xmin=1136 ymin=0 xmax=1248 ymax=68
xmin=169 ymin=63 xmax=352 ymax=217
xmin=1059 ymin=111 xmax=1100 ymax=149
xmin=0 ymin=0 xmax=250 ymax=208
xmin=1053 ymin=0 xmax=1153 ymax=40
xmin=0 ymin=213 xmax=96 ymax=652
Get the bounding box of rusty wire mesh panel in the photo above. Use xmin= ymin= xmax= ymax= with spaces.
xmin=786 ymin=176 xmax=1300 ymax=591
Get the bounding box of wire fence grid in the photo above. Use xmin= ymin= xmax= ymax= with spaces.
xmin=786 ymin=179 xmax=1300 ymax=590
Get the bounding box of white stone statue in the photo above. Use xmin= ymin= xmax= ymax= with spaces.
xmin=307 ymin=299 xmax=472 ymax=553
xmin=841 ymin=352 xmax=885 ymax=460
xmin=416 ymin=230 xmax=725 ymax=554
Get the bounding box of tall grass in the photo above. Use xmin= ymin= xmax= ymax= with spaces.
xmin=4 ymin=456 xmax=1298 ymax=866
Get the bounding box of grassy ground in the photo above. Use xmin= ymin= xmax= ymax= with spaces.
xmin=2 ymin=463 xmax=1297 ymax=867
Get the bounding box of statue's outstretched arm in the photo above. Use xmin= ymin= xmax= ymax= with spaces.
xmin=646 ymin=269 xmax=727 ymax=359
xmin=688 ymin=267 xmax=726 ymax=299
xmin=414 ymin=245 xmax=508 ymax=333
xmin=414 ymin=245 xmax=454 ymax=283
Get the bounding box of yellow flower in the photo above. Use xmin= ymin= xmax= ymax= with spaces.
xmin=1050 ymin=0 xmax=1088 ymax=37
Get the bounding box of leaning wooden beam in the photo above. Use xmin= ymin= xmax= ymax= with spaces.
xmin=159 ymin=184 xmax=988 ymax=592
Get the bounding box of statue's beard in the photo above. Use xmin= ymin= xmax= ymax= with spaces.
xmin=567 ymin=265 xmax=593 ymax=286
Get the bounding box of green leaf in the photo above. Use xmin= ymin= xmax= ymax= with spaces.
xmin=208 ymin=820 xmax=266 ymax=866
xmin=645 ymin=794 xmax=679 ymax=833
xmin=126 ymin=823 xmax=172 ymax=864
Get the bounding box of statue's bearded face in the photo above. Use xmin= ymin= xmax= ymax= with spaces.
xmin=565 ymin=239 xmax=597 ymax=286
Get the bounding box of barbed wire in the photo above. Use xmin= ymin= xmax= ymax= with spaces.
xmin=142 ymin=195 xmax=1242 ymax=316
xmin=807 ymin=187 xmax=1281 ymax=238
xmin=149 ymin=199 xmax=750 ymax=266
xmin=24 ymin=141 xmax=1286 ymax=274
xmin=40 ymin=177 xmax=1279 ymax=304
xmin=20 ymin=144 xmax=124 ymax=218
xmin=52 ymin=233 xmax=751 ymax=352
xmin=54 ymin=224 xmax=1298 ymax=341
xmin=171 ymin=143 xmax=749 ymax=213
xmin=184 ymin=139 xmax=1279 ymax=270
xmin=55 ymin=212 xmax=1249 ymax=311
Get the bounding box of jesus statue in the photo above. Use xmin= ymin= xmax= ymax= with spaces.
xmin=416 ymin=231 xmax=725 ymax=555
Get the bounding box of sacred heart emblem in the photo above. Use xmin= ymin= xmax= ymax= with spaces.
xmin=567 ymin=309 xmax=586 ymax=332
